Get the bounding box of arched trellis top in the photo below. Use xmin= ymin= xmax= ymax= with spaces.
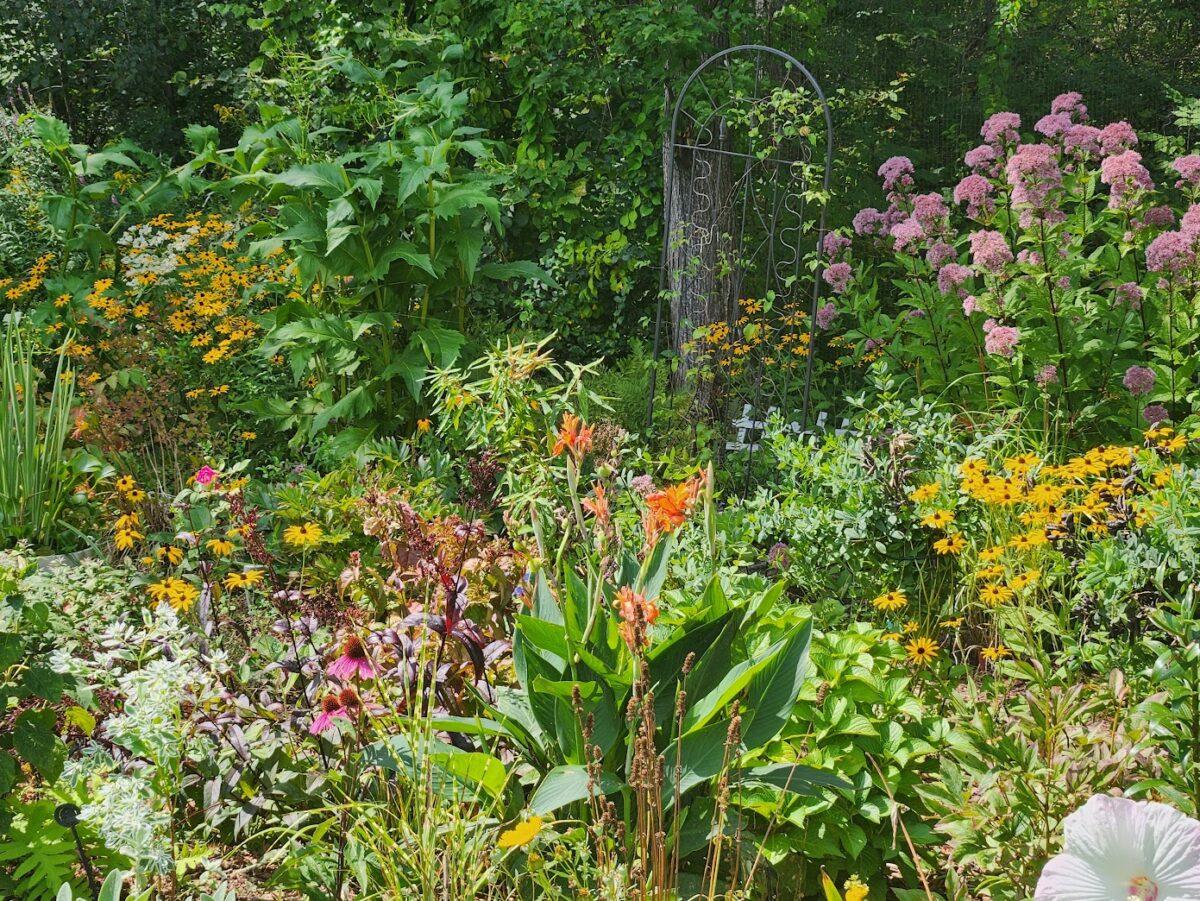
xmin=648 ymin=45 xmax=834 ymax=482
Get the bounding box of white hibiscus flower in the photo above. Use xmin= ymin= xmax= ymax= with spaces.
xmin=1036 ymin=795 xmax=1200 ymax=901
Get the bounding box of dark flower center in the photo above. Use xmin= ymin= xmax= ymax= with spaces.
xmin=343 ymin=636 xmax=367 ymax=660
xmin=321 ymin=694 xmax=342 ymax=714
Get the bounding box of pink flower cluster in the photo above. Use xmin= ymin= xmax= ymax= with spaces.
xmin=982 ymin=318 xmax=1021 ymax=358
xmin=815 ymin=301 xmax=839 ymax=330
xmin=981 ymin=112 xmax=1021 ymax=146
xmin=969 ymin=229 xmax=1014 ymax=274
xmin=1173 ymin=154 xmax=1200 ymax=191
xmin=1099 ymin=150 xmax=1153 ymax=210
xmin=878 ymin=156 xmax=915 ymax=196
xmin=1122 ymin=365 xmax=1155 ymax=396
xmin=1006 ymin=143 xmax=1063 ymax=225
xmin=953 ymin=173 xmax=995 ymax=219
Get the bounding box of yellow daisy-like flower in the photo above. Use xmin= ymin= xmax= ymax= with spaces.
xmin=226 ymin=568 xmax=265 ymax=590
xmin=979 ymin=545 xmax=1006 ymax=562
xmin=880 ymin=631 xmax=903 ymax=642
xmin=902 ymin=620 xmax=920 ymax=634
xmin=147 ymin=577 xmax=199 ymax=612
xmin=283 ymin=522 xmax=324 ymax=548
xmin=871 ymin=590 xmax=907 ymax=612
xmin=904 ymin=636 xmax=939 ymax=666
xmin=240 ymin=431 xmax=256 ymax=441
xmin=1009 ymin=530 xmax=1048 ymax=552
xmin=115 ymin=475 xmax=136 ymax=493
xmin=910 ymin=482 xmax=941 ymax=503
xmin=920 ymin=509 xmax=955 ymax=529
xmin=115 ymin=512 xmax=141 ymax=530
xmin=1010 ymin=569 xmax=1041 ymax=591
xmin=974 ymin=565 xmax=1004 ymax=582
xmin=981 ymin=645 xmax=1012 ymax=661
xmin=207 ymin=538 xmax=235 ymax=556
xmin=977 ymin=583 xmax=1014 ymax=607
xmin=497 ymin=816 xmax=543 ymax=849
xmin=940 ymin=617 xmax=965 ymax=628
xmin=417 ymin=418 xmax=432 ymax=433
xmin=156 ymin=545 xmax=185 ymax=566
xmin=125 ymin=488 xmax=147 ymax=503
xmin=933 ymin=533 xmax=967 ymax=555
xmin=114 ymin=529 xmax=144 ymax=551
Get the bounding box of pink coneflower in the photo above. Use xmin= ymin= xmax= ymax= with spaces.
xmin=327 ymin=635 xmax=377 ymax=680
xmin=194 ymin=466 xmax=218 ymax=486
xmin=310 ymin=688 xmax=361 ymax=735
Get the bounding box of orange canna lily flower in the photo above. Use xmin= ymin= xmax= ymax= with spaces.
xmin=551 ymin=412 xmax=593 ymax=462
xmin=582 ymin=483 xmax=610 ymax=524
xmin=615 ymin=586 xmax=659 ymax=646
xmin=643 ymin=472 xmax=706 ymax=546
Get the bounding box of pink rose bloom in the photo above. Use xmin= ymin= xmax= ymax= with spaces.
xmin=194 ymin=465 xmax=218 ymax=486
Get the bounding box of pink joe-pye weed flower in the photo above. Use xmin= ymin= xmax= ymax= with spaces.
xmin=1172 ymin=154 xmax=1200 ymax=191
xmin=969 ymin=230 xmax=1014 ymax=274
xmin=1034 ymin=795 xmax=1200 ymax=901
xmin=1142 ymin=404 xmax=1170 ymax=426
xmin=821 ymin=262 xmax=852 ymax=295
xmin=822 ymin=231 xmax=851 ymax=260
xmin=852 ymin=207 xmax=885 ymax=237
xmin=1115 ymin=282 xmax=1144 ymax=310
xmin=1098 ymin=120 xmax=1138 ymax=156
xmin=1123 ymin=365 xmax=1156 ymax=396
xmin=877 ymin=156 xmax=915 ymax=195
xmin=926 ymin=241 xmax=957 ymax=271
xmin=953 ymin=174 xmax=995 ymax=219
xmin=1050 ymin=91 xmax=1088 ymax=119
xmin=327 ymin=634 xmax=378 ymax=681
xmin=194 ymin=465 xmax=218 ymax=486
xmin=1145 ymin=231 xmax=1197 ymax=274
xmin=889 ymin=217 xmax=926 ymax=252
xmin=936 ymin=263 xmax=972 ymax=297
xmin=982 ymin=320 xmax=1021 ymax=358
xmin=981 ymin=111 xmax=1021 ymax=146
xmin=815 ymin=301 xmax=839 ymax=330
xmin=1100 ymin=150 xmax=1154 ymax=210
xmin=964 ymin=143 xmax=1000 ymax=176
xmin=1035 ymin=364 xmax=1059 ymax=388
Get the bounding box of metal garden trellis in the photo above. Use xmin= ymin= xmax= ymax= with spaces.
xmin=647 ymin=44 xmax=834 ymax=488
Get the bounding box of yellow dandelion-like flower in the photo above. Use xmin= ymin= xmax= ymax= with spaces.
xmin=240 ymin=431 xmax=256 ymax=440
xmin=497 ymin=816 xmax=543 ymax=849
xmin=283 ymin=522 xmax=324 ymax=548
xmin=871 ymin=590 xmax=907 ymax=612
xmin=904 ymin=636 xmax=939 ymax=666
